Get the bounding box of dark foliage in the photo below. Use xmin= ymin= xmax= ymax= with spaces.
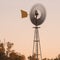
xmin=0 ymin=42 xmax=25 ymax=60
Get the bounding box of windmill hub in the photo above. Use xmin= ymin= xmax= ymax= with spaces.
xmin=35 ymin=10 xmax=42 ymax=20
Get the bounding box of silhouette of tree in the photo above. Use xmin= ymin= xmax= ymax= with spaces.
xmin=6 ymin=42 xmax=14 ymax=56
xmin=0 ymin=43 xmax=8 ymax=60
xmin=43 ymin=58 xmax=47 ymax=60
xmin=58 ymin=54 xmax=60 ymax=60
xmin=9 ymin=51 xmax=25 ymax=60
xmin=50 ymin=58 xmax=54 ymax=60
xmin=0 ymin=41 xmax=26 ymax=60
xmin=0 ymin=41 xmax=60 ymax=60
xmin=28 ymin=54 xmax=38 ymax=60
xmin=0 ymin=43 xmax=5 ymax=53
xmin=19 ymin=55 xmax=26 ymax=60
xmin=54 ymin=58 xmax=58 ymax=60
xmin=28 ymin=56 xmax=32 ymax=60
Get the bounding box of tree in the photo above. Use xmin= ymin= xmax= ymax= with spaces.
xmin=6 ymin=42 xmax=14 ymax=56
xmin=58 ymin=54 xmax=60 ymax=60
xmin=43 ymin=58 xmax=47 ymax=60
xmin=0 ymin=41 xmax=26 ymax=60
xmin=0 ymin=43 xmax=8 ymax=60
xmin=9 ymin=51 xmax=25 ymax=60
xmin=54 ymin=58 xmax=58 ymax=60
xmin=28 ymin=54 xmax=37 ymax=60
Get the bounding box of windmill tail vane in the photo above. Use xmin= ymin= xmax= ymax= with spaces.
xmin=21 ymin=10 xmax=28 ymax=18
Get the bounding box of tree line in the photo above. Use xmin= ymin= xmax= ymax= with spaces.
xmin=0 ymin=42 xmax=60 ymax=60
xmin=0 ymin=42 xmax=25 ymax=60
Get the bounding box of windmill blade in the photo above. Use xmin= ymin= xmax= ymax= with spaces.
xmin=30 ymin=4 xmax=46 ymax=26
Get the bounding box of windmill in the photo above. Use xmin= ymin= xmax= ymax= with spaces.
xmin=21 ymin=3 xmax=46 ymax=60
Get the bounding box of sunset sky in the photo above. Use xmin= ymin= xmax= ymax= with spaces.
xmin=0 ymin=0 xmax=60 ymax=59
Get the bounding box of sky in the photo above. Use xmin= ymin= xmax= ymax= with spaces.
xmin=0 ymin=0 xmax=60 ymax=59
